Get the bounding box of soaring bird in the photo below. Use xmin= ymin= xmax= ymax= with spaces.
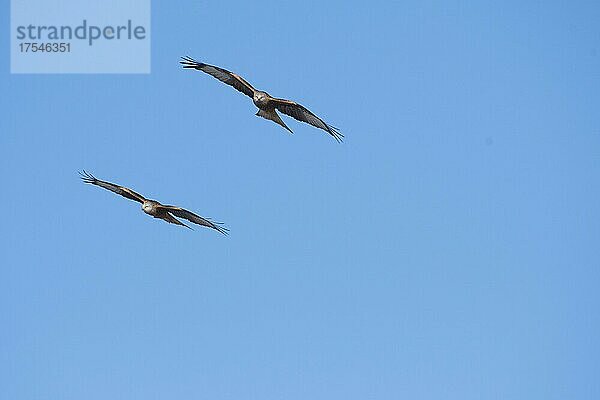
xmin=180 ymin=56 xmax=343 ymax=142
xmin=80 ymin=171 xmax=228 ymax=234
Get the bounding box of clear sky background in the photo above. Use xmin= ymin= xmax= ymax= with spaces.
xmin=1 ymin=1 xmax=599 ymax=399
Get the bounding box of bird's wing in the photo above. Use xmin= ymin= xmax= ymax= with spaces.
xmin=180 ymin=56 xmax=255 ymax=98
xmin=270 ymin=98 xmax=344 ymax=142
xmin=161 ymin=205 xmax=229 ymax=235
xmin=80 ymin=171 xmax=146 ymax=204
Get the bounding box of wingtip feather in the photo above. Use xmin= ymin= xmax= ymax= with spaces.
xmin=79 ymin=170 xmax=97 ymax=183
xmin=180 ymin=56 xmax=203 ymax=69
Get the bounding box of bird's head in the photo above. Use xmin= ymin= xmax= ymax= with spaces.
xmin=254 ymin=92 xmax=267 ymax=102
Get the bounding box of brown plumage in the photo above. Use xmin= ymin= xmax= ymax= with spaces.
xmin=80 ymin=171 xmax=228 ymax=234
xmin=180 ymin=56 xmax=343 ymax=142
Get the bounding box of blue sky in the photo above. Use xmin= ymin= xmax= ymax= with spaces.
xmin=1 ymin=1 xmax=599 ymax=399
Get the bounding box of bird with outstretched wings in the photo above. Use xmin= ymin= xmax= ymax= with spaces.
xmin=80 ymin=171 xmax=228 ymax=234
xmin=180 ymin=56 xmax=343 ymax=142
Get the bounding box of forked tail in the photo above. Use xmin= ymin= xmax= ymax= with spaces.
xmin=256 ymin=108 xmax=293 ymax=134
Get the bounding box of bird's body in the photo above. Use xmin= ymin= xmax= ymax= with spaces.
xmin=80 ymin=171 xmax=228 ymax=234
xmin=141 ymin=199 xmax=190 ymax=228
xmin=180 ymin=57 xmax=343 ymax=142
